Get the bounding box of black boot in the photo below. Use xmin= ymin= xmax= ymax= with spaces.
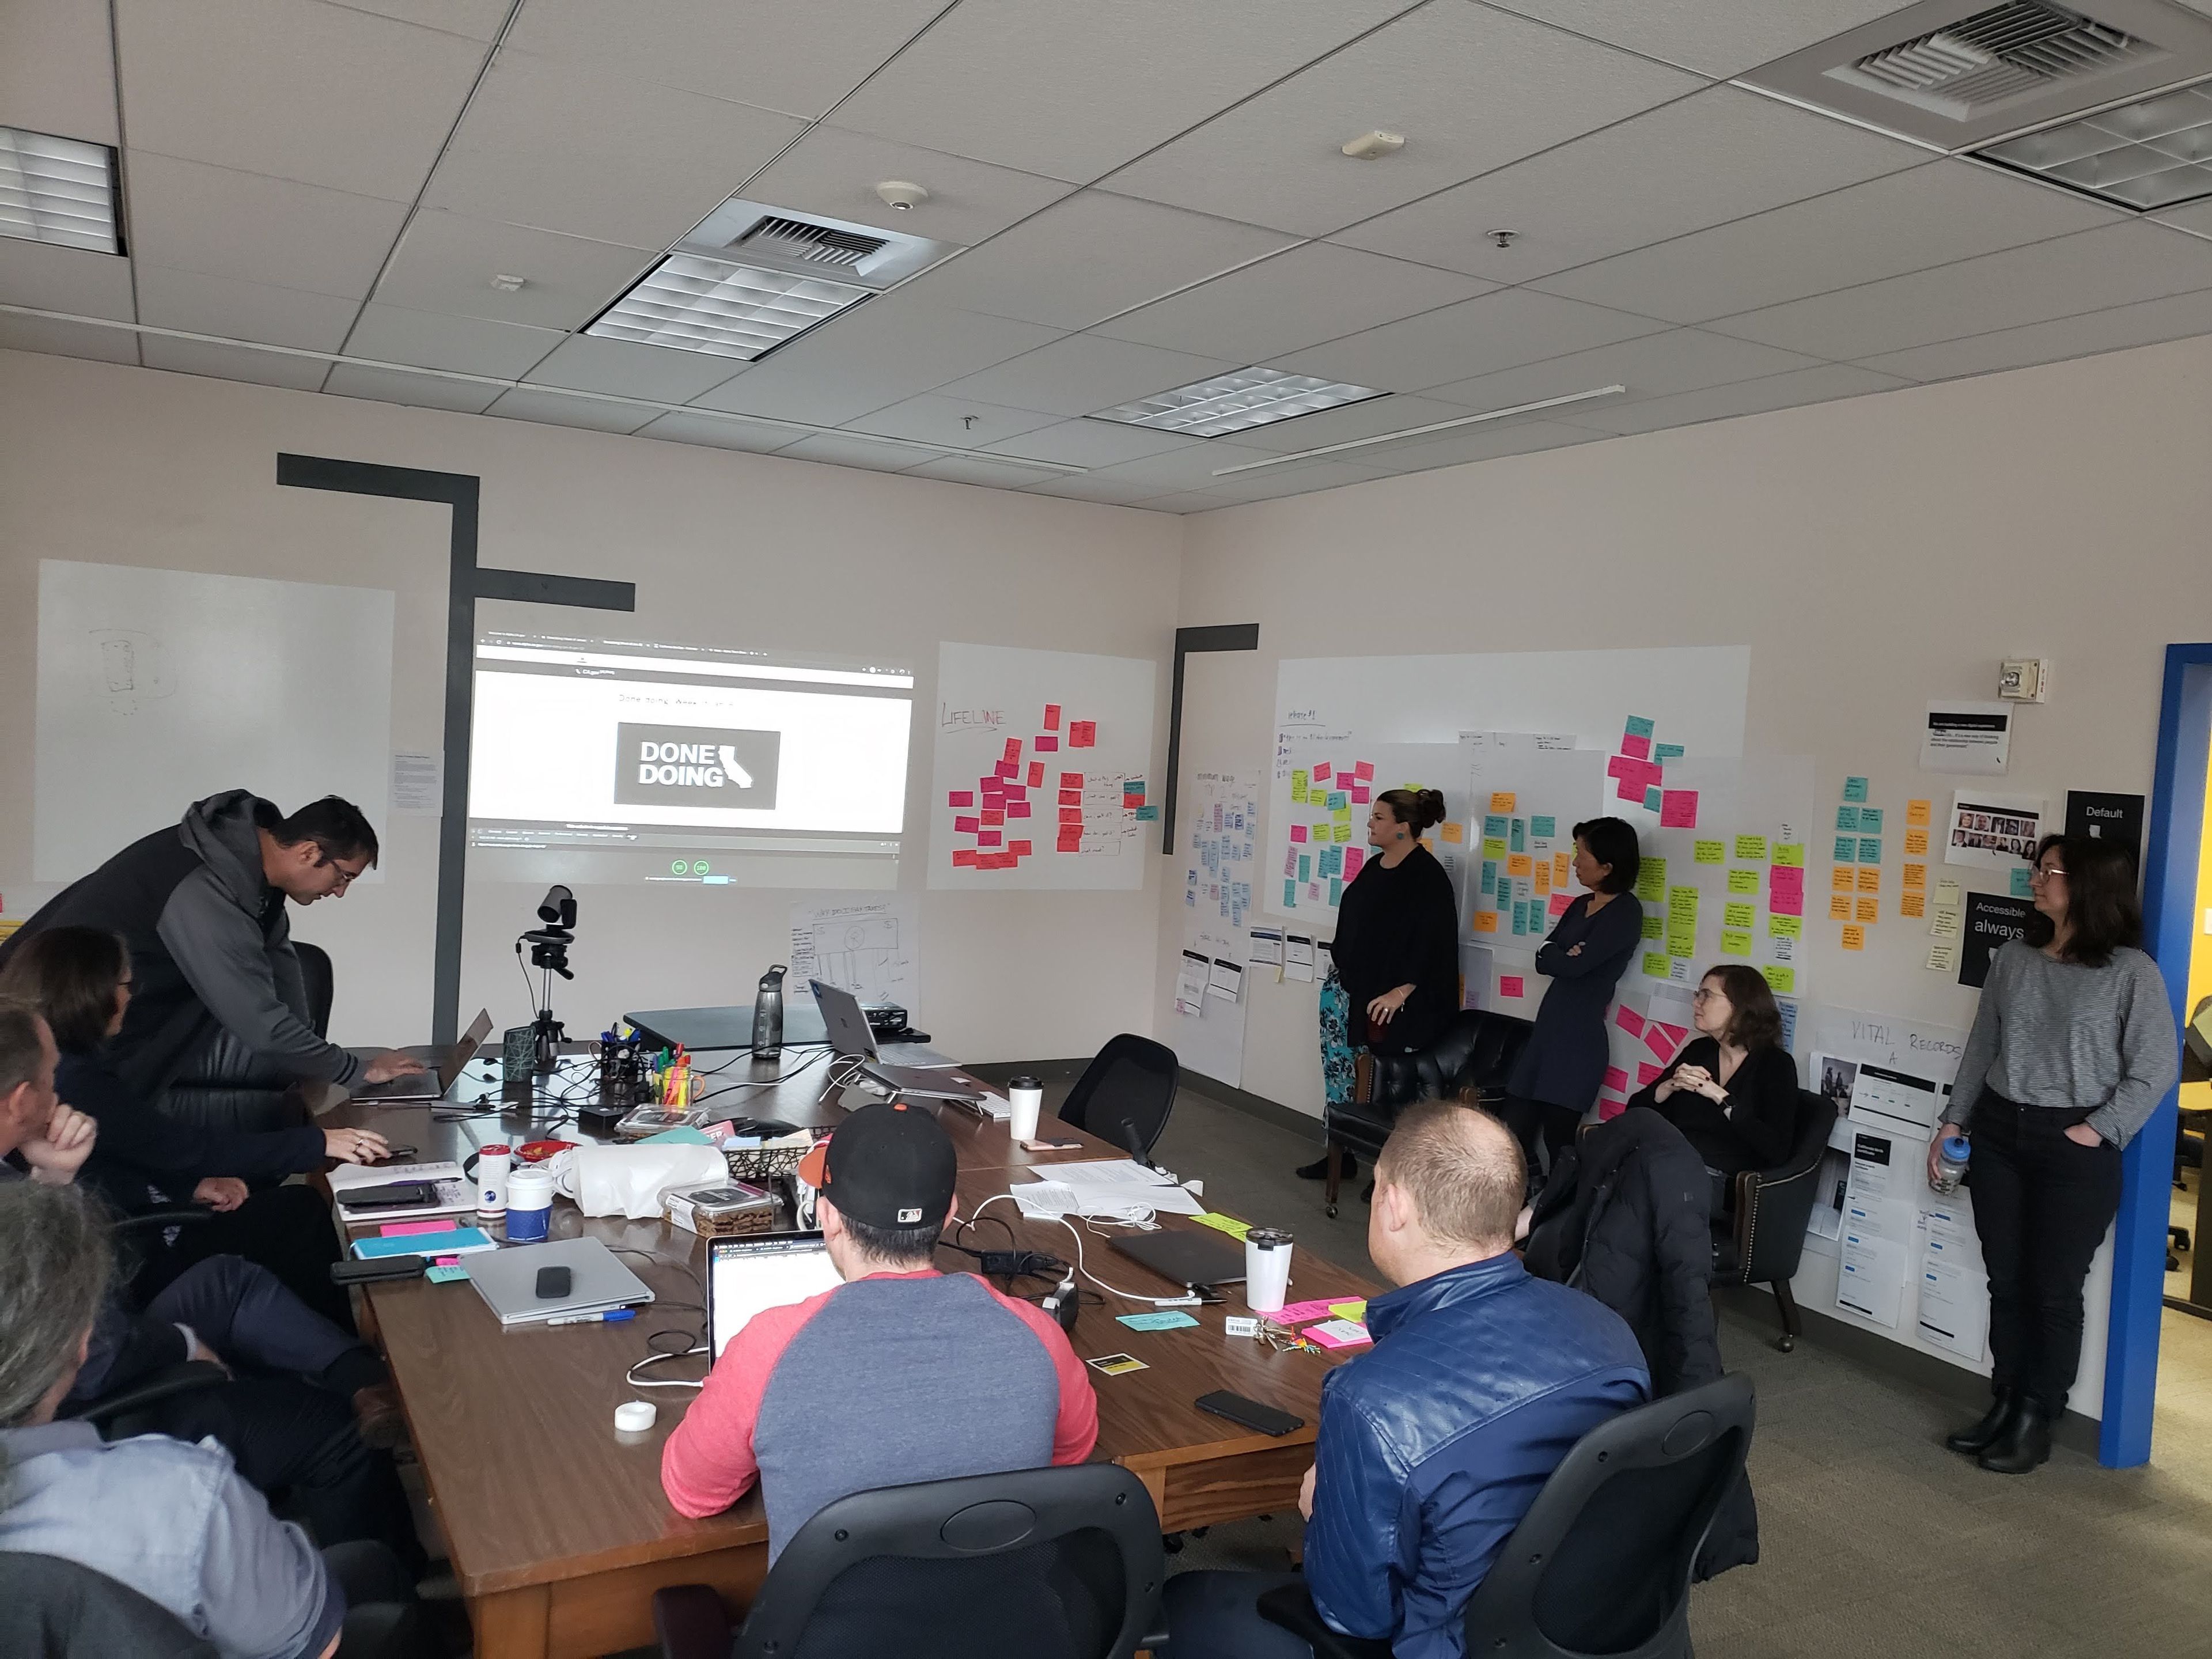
xmin=1944 ymin=1388 xmax=2017 ymax=1456
xmin=1296 ymin=1152 xmax=1355 ymax=1182
xmin=1978 ymin=1397 xmax=2053 ymax=1474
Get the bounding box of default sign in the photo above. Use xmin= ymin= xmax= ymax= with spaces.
xmin=613 ymin=722 xmax=779 ymax=810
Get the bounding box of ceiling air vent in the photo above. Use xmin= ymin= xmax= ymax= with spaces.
xmin=1838 ymin=2 xmax=2153 ymax=119
xmin=672 ymin=198 xmax=954 ymax=287
xmin=733 ymin=214 xmax=888 ymax=270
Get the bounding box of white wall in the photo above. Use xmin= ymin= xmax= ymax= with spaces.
xmin=0 ymin=350 xmax=1181 ymax=1063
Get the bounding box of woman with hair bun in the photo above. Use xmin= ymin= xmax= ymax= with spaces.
xmin=1301 ymin=787 xmax=1460 ymax=1187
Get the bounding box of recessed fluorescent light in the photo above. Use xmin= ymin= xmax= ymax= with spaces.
xmin=1090 ymin=367 xmax=1386 ymax=437
xmin=586 ymin=253 xmax=870 ymax=361
xmin=1974 ymin=77 xmax=2212 ymax=209
xmin=1209 ymin=384 xmax=1627 ymax=476
xmin=0 ymin=127 xmax=119 ymax=255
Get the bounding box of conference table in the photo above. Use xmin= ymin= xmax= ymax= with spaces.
xmin=323 ymin=1048 xmax=1378 ymax=1659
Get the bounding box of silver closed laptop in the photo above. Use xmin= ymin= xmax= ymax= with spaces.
xmin=810 ymin=981 xmax=992 ymax=1107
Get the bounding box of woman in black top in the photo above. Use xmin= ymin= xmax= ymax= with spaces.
xmin=1298 ymin=787 xmax=1459 ymax=1184
xmin=1628 ymin=963 xmax=1801 ymax=1205
xmin=1498 ymin=817 xmax=1645 ymax=1171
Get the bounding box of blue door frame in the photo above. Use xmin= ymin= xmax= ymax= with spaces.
xmin=2105 ymin=643 xmax=2212 ymax=1465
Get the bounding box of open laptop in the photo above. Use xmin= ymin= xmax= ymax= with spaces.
xmin=707 ymin=1232 xmax=844 ymax=1357
xmin=810 ymin=980 xmax=994 ymax=1107
xmin=347 ymin=1009 xmax=494 ymax=1103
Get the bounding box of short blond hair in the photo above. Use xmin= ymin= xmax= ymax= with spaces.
xmin=1374 ymin=1101 xmax=1525 ymax=1251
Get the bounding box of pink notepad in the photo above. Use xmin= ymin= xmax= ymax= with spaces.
xmin=1306 ymin=1319 xmax=1373 ymax=1350
xmin=378 ymin=1219 xmax=453 ymax=1237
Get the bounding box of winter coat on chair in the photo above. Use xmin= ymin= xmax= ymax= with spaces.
xmin=1523 ymin=1106 xmax=1760 ymax=1580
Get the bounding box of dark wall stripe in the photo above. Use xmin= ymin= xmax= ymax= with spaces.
xmin=476 ymin=568 xmax=636 ymax=611
xmin=1163 ymin=622 xmax=1260 ymax=855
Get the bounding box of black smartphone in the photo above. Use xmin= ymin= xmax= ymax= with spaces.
xmin=332 ymin=1255 xmax=429 ymax=1285
xmin=340 ymin=1181 xmax=436 ymax=1210
xmin=1195 ymin=1391 xmax=1305 ymax=1437
xmin=535 ymin=1266 xmax=573 ymax=1299
xmin=372 ymin=1145 xmax=419 ymax=1164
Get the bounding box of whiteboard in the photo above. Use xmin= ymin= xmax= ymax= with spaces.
xmin=36 ymin=561 xmax=395 ymax=882
xmin=928 ymin=642 xmax=1157 ymax=891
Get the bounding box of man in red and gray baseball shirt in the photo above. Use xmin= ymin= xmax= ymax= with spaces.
xmin=661 ymin=1101 xmax=1098 ymax=1557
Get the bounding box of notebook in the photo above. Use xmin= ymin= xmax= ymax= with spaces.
xmin=350 ymin=1226 xmax=498 ymax=1260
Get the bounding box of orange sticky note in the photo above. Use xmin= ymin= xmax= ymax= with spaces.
xmin=1901 ymin=892 xmax=1927 ymax=918
xmin=1903 ymin=862 xmax=1926 ymax=889
xmin=1831 ymin=894 xmax=1853 ymax=921
xmin=1907 ymin=800 xmax=1932 ymax=827
xmin=1832 ymin=866 xmax=1855 ymax=892
xmin=1508 ymin=853 xmax=1532 ymax=877
xmin=1489 ymin=792 xmax=1516 ymax=814
xmin=1857 ymin=867 xmax=1881 ymax=892
xmin=1473 ymin=910 xmax=1499 ymax=933
xmin=1905 ymin=828 xmax=1929 ymax=855
xmin=1842 ymin=924 xmax=1866 ymax=950
xmin=1554 ymin=852 xmax=1570 ymax=886
xmin=1441 ymin=822 xmax=1464 ymax=844
xmin=1533 ymin=863 xmax=1551 ymax=896
xmin=1856 ymin=896 xmax=1878 ymax=923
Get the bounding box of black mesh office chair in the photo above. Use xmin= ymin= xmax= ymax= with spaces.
xmin=56 ymin=1206 xmax=229 ymax=1435
xmin=654 ymin=1464 xmax=1169 ymax=1659
xmin=0 ymin=1552 xmax=215 ymax=1658
xmin=1056 ymin=1035 xmax=1179 ymax=1160
xmin=164 ymin=942 xmax=334 ymax=1133
xmin=1259 ymin=1373 xmax=1755 ymax=1659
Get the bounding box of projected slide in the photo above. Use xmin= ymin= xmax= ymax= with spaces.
xmin=468 ymin=632 xmax=911 ymax=888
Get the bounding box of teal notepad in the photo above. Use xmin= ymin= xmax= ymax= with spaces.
xmin=1117 ymin=1310 xmax=1200 ymax=1332
xmin=352 ymin=1228 xmax=497 ymax=1260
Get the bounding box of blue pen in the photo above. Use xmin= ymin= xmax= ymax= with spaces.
xmin=545 ymin=1309 xmax=638 ymax=1326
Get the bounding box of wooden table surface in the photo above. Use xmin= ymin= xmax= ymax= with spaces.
xmin=327 ymin=1049 xmax=1373 ymax=1659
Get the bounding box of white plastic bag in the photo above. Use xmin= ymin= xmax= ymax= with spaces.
xmin=550 ymin=1142 xmax=726 ymax=1220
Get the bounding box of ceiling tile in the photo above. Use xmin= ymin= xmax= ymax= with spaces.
xmin=1705 ymin=221 xmax=2212 ymax=361
xmin=1104 ymin=3 xmax=1701 ymax=238
xmin=687 ymin=363 xmax=897 ymax=428
xmin=1346 ymin=417 xmax=1603 ymax=473
xmin=1559 ymin=363 xmax=1910 ymax=435
xmin=323 ymin=0 xmax=514 ymax=41
xmin=2149 ymin=195 xmax=2212 ymax=238
xmin=843 ymin=393 xmax=1061 ymax=448
xmin=894 ymin=191 xmax=1293 ymax=330
xmin=777 ymin=432 xmax=946 ymax=473
xmin=522 ymin=334 xmax=743 ymax=402
xmin=1422 ymin=328 xmax=1824 ymax=410
xmin=502 ymin=0 xmax=947 ymax=119
xmin=0 ymin=0 xmax=119 ymax=146
xmin=936 ymin=334 xmax=1240 ymax=416
xmin=1854 ymin=287 xmax=2212 ymax=382
xmin=1535 ymin=159 xmax=2126 ymax=324
xmin=1482 ymin=0 xmax=1918 ymax=78
xmin=0 ymin=313 xmax=139 ymax=364
xmin=1331 ymin=84 xmax=1926 ymax=283
xmin=1093 ymin=243 xmax=1491 ymax=362
xmin=483 ymin=386 xmax=659 ymax=434
xmin=123 ymin=152 xmax=410 ymax=301
xmin=0 ymin=239 xmax=134 ymax=319
xmin=369 ymin=209 xmax=656 ymax=331
xmin=982 ymin=417 xmax=1207 ymax=467
xmin=419 ymin=48 xmax=808 ymax=249
xmin=632 ymin=411 xmax=798 ymax=453
xmin=901 ymin=454 xmax=1078 ymax=489
xmin=115 ymin=0 xmax=488 ymax=202
xmin=1273 ymin=287 xmax=1668 ymax=392
xmin=342 ymin=301 xmax=563 ymax=378
xmin=134 ymin=264 xmax=361 ymax=350
xmin=828 ymin=0 xmax=1425 ymax=183
xmin=1205 ymin=392 xmax=1469 ymax=454
xmin=753 ymin=297 xmax=1066 ymax=406
xmin=323 ymin=361 xmax=503 ymax=414
xmin=141 ymin=335 xmax=328 ymax=390
xmin=737 ymin=126 xmax=1077 ymax=247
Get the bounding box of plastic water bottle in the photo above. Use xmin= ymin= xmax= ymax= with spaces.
xmin=1931 ymin=1135 xmax=1970 ymax=1195
xmin=753 ymin=964 xmax=787 ymax=1059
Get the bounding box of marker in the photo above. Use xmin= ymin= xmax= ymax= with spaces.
xmin=546 ymin=1309 xmax=638 ymax=1326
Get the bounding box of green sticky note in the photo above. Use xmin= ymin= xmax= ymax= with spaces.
xmin=1484 ymin=837 xmax=1508 ymax=859
xmin=1643 ymin=952 xmax=1671 ymax=978
xmin=1857 ymin=808 xmax=1884 ymax=836
xmin=1191 ymin=1212 xmax=1252 ymax=1241
xmin=1656 ymin=743 xmax=1685 ymax=761
xmin=1332 ymin=805 xmax=1352 ymax=825
xmin=1772 ymin=843 xmax=1804 ymax=868
xmin=2010 ymin=866 xmax=2032 ymax=897
xmin=1531 ymin=816 xmax=1556 ymax=838
xmin=1634 ymin=858 xmax=1667 ymax=903
xmin=1836 ymin=805 xmax=1860 ymax=832
xmin=1693 ymin=839 xmax=1725 ymax=863
xmin=1721 ymin=929 xmax=1752 ymax=957
xmin=1667 ymin=932 xmax=1696 ymax=959
xmin=1763 ymin=964 xmax=1797 ymax=994
xmin=1644 ymin=785 xmax=1663 ymax=811
xmin=1334 ymin=823 xmax=1353 ymax=843
xmin=1483 ymin=813 xmax=1508 ymax=838
xmin=1119 ymin=1310 xmax=1201 ymax=1331
xmin=1833 ymin=836 xmax=1857 ymax=863
xmin=1642 ymin=915 xmax=1662 ymax=939
xmin=1510 ymin=818 xmax=1526 ymax=853
xmin=1733 ymin=835 xmax=1768 ymax=862
xmin=1724 ymin=900 xmax=1755 ymax=929
xmin=1858 ymin=838 xmax=1882 ymax=863
xmin=1727 ymin=868 xmax=1759 ymax=894
xmin=1626 ymin=715 xmax=1656 ymax=739
xmin=1291 ymin=770 xmax=1309 ymax=801
xmin=1328 ymin=1300 xmax=1369 ymax=1322
xmin=426 ymin=1263 xmax=469 ymax=1283
xmin=1843 ymin=777 xmax=1870 ymax=803
xmin=1769 ymin=914 xmax=1803 ymax=938
xmin=1668 ymin=884 xmax=1699 ymax=916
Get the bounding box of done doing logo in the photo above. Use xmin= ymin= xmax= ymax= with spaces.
xmin=613 ymin=722 xmax=781 ymax=809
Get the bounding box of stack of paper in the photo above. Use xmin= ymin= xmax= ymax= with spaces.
xmin=1017 ymin=1160 xmax=1206 ymax=1217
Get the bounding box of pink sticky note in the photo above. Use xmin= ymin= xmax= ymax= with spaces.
xmin=1003 ymin=783 xmax=1027 ymax=800
xmin=1350 ymin=786 xmax=1370 ymax=805
xmin=1059 ymin=789 xmax=1082 ymax=806
xmin=1009 ymin=840 xmax=1032 ymax=857
xmin=1603 ymin=1066 xmax=1629 ymax=1093
xmin=953 ymin=815 xmax=980 ymax=834
xmin=1312 ymin=762 xmax=1332 ymax=782
xmin=1598 ymin=1096 xmax=1628 ymax=1122
xmin=379 ymin=1219 xmax=450 ymax=1237
xmin=947 ymin=790 xmax=974 ymax=808
xmin=1060 ymin=772 xmax=1084 ymax=789
xmin=1036 ymin=734 xmax=1059 ymax=752
xmin=1617 ymin=777 xmax=1647 ymax=804
xmin=1768 ymin=867 xmax=1804 ymax=915
xmin=952 ymin=849 xmax=978 ymax=867
xmin=1069 ymin=721 xmax=1097 ymax=748
xmin=1028 ymin=762 xmax=1045 ymax=788
xmin=995 ymin=760 xmax=1018 ymax=779
xmin=1274 ymin=1299 xmax=1339 ymax=1324
xmin=1548 ymin=893 xmax=1571 ymax=916
xmin=1342 ymin=848 xmax=1364 ymax=880
xmin=1645 ymin=1025 xmax=1679 ymax=1063
xmin=1003 ymin=737 xmax=1022 ymax=762
xmin=1615 ymin=1005 xmax=1646 ymax=1038
xmin=1290 ymin=825 xmax=1308 ymax=843
xmin=1660 ymin=789 xmax=1699 ymax=828
xmin=1501 ymin=975 xmax=1527 ymax=999
xmin=977 ymin=830 xmax=1002 ymax=848
xmin=1606 ymin=754 xmax=1635 ymax=780
xmin=1637 ymin=1062 xmax=1664 ymax=1087
xmin=1354 ymin=762 xmax=1374 ymax=781
xmin=1306 ymin=1320 xmax=1373 ymax=1350
xmin=1621 ymin=732 xmax=1652 ymax=761
xmin=980 ymin=808 xmax=1005 ymax=826
xmin=1007 ymin=801 xmax=1032 ymax=819
xmin=1043 ymin=703 xmax=1061 ymax=732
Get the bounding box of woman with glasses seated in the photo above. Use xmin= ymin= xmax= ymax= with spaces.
xmin=1626 ymin=963 xmax=1800 ymax=1211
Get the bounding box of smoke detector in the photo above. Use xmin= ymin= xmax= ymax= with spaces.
xmin=874 ymin=180 xmax=930 ymax=211
xmin=1341 ymin=130 xmax=1407 ymax=160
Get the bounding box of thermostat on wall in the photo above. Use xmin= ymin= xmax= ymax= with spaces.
xmin=1998 ymin=659 xmax=2049 ymax=703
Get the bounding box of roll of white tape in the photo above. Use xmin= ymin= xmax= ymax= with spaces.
xmin=615 ymin=1400 xmax=657 ymax=1433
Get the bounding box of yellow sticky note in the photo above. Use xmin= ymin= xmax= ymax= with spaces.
xmin=1733 ymin=835 xmax=1768 ymax=862
xmin=1720 ymin=900 xmax=1752 ymax=928
xmin=1484 ymin=838 xmax=1508 ymax=859
xmin=1857 ymin=866 xmax=1881 ymax=892
xmin=1927 ymin=942 xmax=1959 ymax=973
xmin=1856 ymin=895 xmax=1879 ymax=923
xmin=1694 ymin=839 xmax=1725 ymax=864
xmin=1334 ymin=823 xmax=1353 ymax=843
xmin=1332 ymin=804 xmax=1352 ymax=824
xmin=1769 ymin=914 xmax=1802 ymax=938
xmin=1441 ymin=822 xmax=1464 ymax=844
xmin=1830 ymin=894 xmax=1853 ymax=921
xmin=1763 ymin=965 xmax=1796 ymax=994
xmin=1489 ymin=791 xmax=1516 ymax=815
xmin=1292 ymin=770 xmax=1309 ymax=802
xmin=1192 ymin=1213 xmax=1252 ymax=1241
xmin=1643 ymin=952 xmax=1671 ymax=979
xmin=1721 ymin=929 xmax=1752 ymax=957
xmin=1903 ymin=862 xmax=1926 ymax=889
xmin=1474 ymin=910 xmax=1498 ymax=933
xmin=1842 ymin=924 xmax=1866 ymax=950
xmin=1772 ymin=843 xmax=1804 ymax=868
xmin=1907 ymin=799 xmax=1933 ymax=827
xmin=1905 ymin=828 xmax=1930 ymax=856
xmin=1554 ymin=852 xmax=1570 ymax=887
xmin=1508 ymin=853 xmax=1533 ymax=877
xmin=1901 ymin=892 xmax=1927 ymax=919
xmin=1726 ymin=868 xmax=1759 ymax=894
xmin=1328 ymin=1300 xmax=1368 ymax=1322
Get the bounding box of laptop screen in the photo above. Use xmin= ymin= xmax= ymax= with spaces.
xmin=708 ymin=1233 xmax=843 ymax=1357
xmin=809 ymin=980 xmax=876 ymax=1059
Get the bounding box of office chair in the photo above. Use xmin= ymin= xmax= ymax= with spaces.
xmin=1710 ymin=1092 xmax=1839 ymax=1352
xmin=1055 ymin=1035 xmax=1179 ymax=1161
xmin=0 ymin=1552 xmax=215 ymax=1658
xmin=1331 ymin=1009 xmax=1533 ymax=1215
xmin=1259 ymin=1373 xmax=1755 ymax=1659
xmin=57 ymin=1205 xmax=229 ymax=1434
xmin=653 ymin=1464 xmax=1169 ymax=1659
xmin=165 ymin=942 xmax=334 ymax=1132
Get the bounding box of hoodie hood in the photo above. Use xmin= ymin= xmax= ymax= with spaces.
xmin=177 ymin=790 xmax=279 ymax=918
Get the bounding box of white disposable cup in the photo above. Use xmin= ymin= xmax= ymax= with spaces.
xmin=475 ymin=1145 xmax=510 ymax=1217
xmin=1245 ymin=1229 xmax=1294 ymax=1315
xmin=1008 ymin=1075 xmax=1044 ymax=1143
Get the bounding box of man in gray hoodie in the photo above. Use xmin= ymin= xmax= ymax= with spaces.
xmin=0 ymin=791 xmax=423 ymax=1101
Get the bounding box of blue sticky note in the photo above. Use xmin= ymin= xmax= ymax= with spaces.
xmin=1510 ymin=818 xmax=1526 ymax=853
xmin=1835 ymin=805 xmax=1860 ymax=832
xmin=1483 ymin=813 xmax=1508 ymax=838
xmin=353 ymin=1228 xmax=492 ymax=1260
xmin=641 ymin=1126 xmax=714 ymax=1146
xmin=1655 ymin=743 xmax=1685 ymax=762
xmin=1834 ymin=836 xmax=1857 ymax=862
xmin=1843 ymin=777 xmax=1870 ymax=803
xmin=1513 ymin=900 xmax=1529 ymax=934
xmin=1326 ymin=790 xmax=1348 ymax=811
xmin=1134 ymin=805 xmax=1160 ymax=821
xmin=1626 ymin=715 xmax=1657 ymax=740
xmin=2010 ymin=866 xmax=2033 ymax=898
xmin=1284 ymin=879 xmax=1297 ymax=907
xmin=1328 ymin=877 xmax=1343 ymax=906
xmin=1480 ymin=860 xmax=1496 ymax=895
xmin=1643 ymin=785 xmax=1662 ymax=811
xmin=1531 ymin=815 xmax=1556 ymax=838
xmin=1298 ymin=854 xmax=1311 ymax=883
xmin=1858 ymin=838 xmax=1883 ymax=863
xmin=426 ymin=1263 xmax=469 ymax=1283
xmin=1857 ymin=807 xmax=1883 ymax=836
xmin=1118 ymin=1310 xmax=1200 ymax=1332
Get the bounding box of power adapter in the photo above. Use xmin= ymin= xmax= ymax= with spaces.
xmin=978 ymin=1248 xmax=1064 ymax=1279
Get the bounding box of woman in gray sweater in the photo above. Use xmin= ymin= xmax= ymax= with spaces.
xmin=1934 ymin=834 xmax=2176 ymax=1474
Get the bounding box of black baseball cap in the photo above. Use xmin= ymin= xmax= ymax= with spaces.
xmin=796 ymin=1101 xmax=957 ymax=1229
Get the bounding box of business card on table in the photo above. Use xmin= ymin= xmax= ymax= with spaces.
xmin=1087 ymin=1352 xmax=1150 ymax=1376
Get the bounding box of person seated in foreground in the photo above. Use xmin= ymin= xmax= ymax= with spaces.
xmin=661 ymin=1101 xmax=1098 ymax=1557
xmin=0 ymin=1181 xmax=433 ymax=1659
xmin=1164 ymin=1103 xmax=1651 ymax=1659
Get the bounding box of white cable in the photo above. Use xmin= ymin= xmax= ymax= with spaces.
xmin=627 ymin=1345 xmax=710 ymax=1390
xmin=972 ymin=1194 xmax=1193 ymax=1306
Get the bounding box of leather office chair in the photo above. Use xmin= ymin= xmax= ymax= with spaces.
xmin=1257 ymin=1373 xmax=1755 ymax=1659
xmin=1324 ymin=1009 xmax=1532 ymax=1216
xmin=162 ymin=942 xmax=334 ymax=1134
xmin=1709 ymin=1091 xmax=1838 ymax=1353
xmin=1055 ymin=1035 xmax=1179 ymax=1161
xmin=653 ymin=1464 xmax=1168 ymax=1659
xmin=58 ymin=1206 xmax=229 ymax=1435
xmin=0 ymin=1551 xmax=215 ymax=1658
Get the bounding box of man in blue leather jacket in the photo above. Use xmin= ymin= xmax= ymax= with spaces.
xmin=1165 ymin=1102 xmax=1650 ymax=1658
